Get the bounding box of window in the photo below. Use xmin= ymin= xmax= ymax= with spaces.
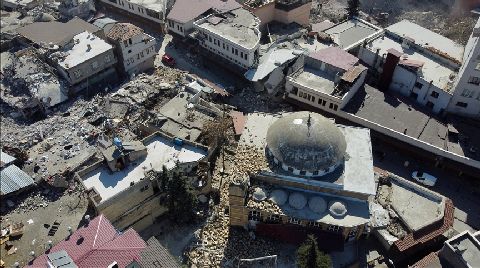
xmin=223 ymin=43 xmax=225 ymax=49
xmin=288 ymin=217 xmax=300 ymax=224
xmin=468 ymin=76 xmax=480 ymax=85
xmin=307 ymin=221 xmax=321 ymax=227
xmin=327 ymin=225 xmax=342 ymax=232
xmin=145 ymin=9 xmax=160 ymax=19
xmin=209 ymin=36 xmax=212 ymax=42
xmin=214 ymin=39 xmax=217 ymax=45
xmin=461 ymin=88 xmax=475 ymax=98
xmin=240 ymin=52 xmax=243 ymax=58
xmin=91 ymin=61 xmax=98 ymax=69
xmin=105 ymin=54 xmax=112 ymax=63
xmin=426 ymin=101 xmax=434 ymax=109
xmin=430 ymin=91 xmax=439 ymax=98
xmin=244 ymin=54 xmax=248 ymax=60
xmin=299 ymin=170 xmax=306 ymax=175
xmin=410 ymin=92 xmax=418 ymax=99
xmin=137 ymin=53 xmax=140 ymax=60
xmin=129 ymin=38 xmax=132 ymax=45
xmin=123 ymin=40 xmax=128 ymax=47
xmin=140 ymin=51 xmax=144 ymax=58
xmin=235 ymin=49 xmax=238 ymax=55
xmin=266 ymin=214 xmax=281 ymax=223
xmin=414 ymin=82 xmax=423 ymax=89
xmin=231 ymin=47 xmax=234 ymax=54
xmin=311 ymin=96 xmax=315 ymax=103
xmin=329 ymin=103 xmax=334 ymax=109
xmin=73 ymin=70 xmax=82 ymax=78
xmin=456 ymin=102 xmax=468 ymax=108
xmin=333 ymin=104 xmax=338 ymax=111
xmin=248 ymin=210 xmax=262 ymax=221
xmin=321 ymin=100 xmax=326 ymax=106
xmin=108 ymin=0 xmax=116 ymax=3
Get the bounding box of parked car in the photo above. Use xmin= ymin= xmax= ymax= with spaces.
xmin=161 ymin=54 xmax=175 ymax=67
xmin=411 ymin=171 xmax=437 ymax=186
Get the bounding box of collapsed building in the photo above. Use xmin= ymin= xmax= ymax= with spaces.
xmin=1 ymin=48 xmax=69 ymax=118
xmin=58 ymin=0 xmax=96 ymax=20
xmin=228 ymin=111 xmax=376 ymax=250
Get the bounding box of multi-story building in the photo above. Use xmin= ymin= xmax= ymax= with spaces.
xmin=166 ymin=0 xmax=241 ymax=38
xmin=193 ymin=8 xmax=261 ymax=69
xmin=447 ymin=18 xmax=480 ymax=118
xmin=228 ymin=111 xmax=376 ymax=248
xmin=48 ymin=31 xmax=117 ymax=92
xmin=286 ymin=47 xmax=367 ymax=113
xmin=98 ymin=0 xmax=174 ymax=26
xmin=105 ymin=23 xmax=156 ymax=76
xmin=356 ymin=20 xmax=464 ymax=115
xmin=241 ymin=0 xmax=312 ymax=28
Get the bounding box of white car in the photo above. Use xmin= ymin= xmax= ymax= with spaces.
xmin=411 ymin=171 xmax=437 ymax=187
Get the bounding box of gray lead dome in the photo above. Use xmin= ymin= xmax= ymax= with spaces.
xmin=266 ymin=112 xmax=346 ymax=175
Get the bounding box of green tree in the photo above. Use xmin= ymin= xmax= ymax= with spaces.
xmin=346 ymin=0 xmax=360 ymax=18
xmin=160 ymin=165 xmax=169 ymax=191
xmin=166 ymin=171 xmax=197 ymax=224
xmin=297 ymin=235 xmax=332 ymax=268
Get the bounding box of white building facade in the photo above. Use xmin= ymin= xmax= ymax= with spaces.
xmin=106 ymin=23 xmax=156 ymax=76
xmin=448 ymin=18 xmax=480 ymax=119
xmin=193 ymin=8 xmax=261 ymax=69
xmin=99 ymin=0 xmax=174 ymax=25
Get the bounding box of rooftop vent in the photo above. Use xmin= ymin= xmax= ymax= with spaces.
xmin=86 ymin=44 xmax=91 ymax=52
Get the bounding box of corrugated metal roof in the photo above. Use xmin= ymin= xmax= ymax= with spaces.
xmin=0 ymin=150 xmax=16 ymax=167
xmin=1 ymin=165 xmax=34 ymax=195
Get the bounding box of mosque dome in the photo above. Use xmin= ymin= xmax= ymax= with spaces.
xmin=266 ymin=111 xmax=347 ymax=176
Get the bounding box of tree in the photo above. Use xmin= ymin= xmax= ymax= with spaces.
xmin=166 ymin=171 xmax=197 ymax=224
xmin=346 ymin=0 xmax=360 ymax=19
xmin=160 ymin=165 xmax=169 ymax=191
xmin=296 ymin=235 xmax=332 ymax=268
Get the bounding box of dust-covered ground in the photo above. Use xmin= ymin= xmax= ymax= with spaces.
xmin=311 ymin=0 xmax=478 ymax=45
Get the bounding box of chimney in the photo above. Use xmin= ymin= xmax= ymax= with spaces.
xmin=86 ymin=44 xmax=92 ymax=52
xmin=84 ymin=215 xmax=90 ymax=226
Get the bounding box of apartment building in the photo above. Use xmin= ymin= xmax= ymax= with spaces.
xmin=193 ymin=8 xmax=261 ymax=69
xmin=447 ymin=18 xmax=480 ymax=118
xmin=286 ymin=47 xmax=367 ymax=113
xmin=105 ymin=23 xmax=156 ymax=76
xmin=49 ymin=31 xmax=117 ymax=92
xmin=98 ymin=0 xmax=174 ymax=26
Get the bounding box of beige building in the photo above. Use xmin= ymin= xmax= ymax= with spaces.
xmin=286 ymin=47 xmax=367 ymax=114
xmin=241 ymin=0 xmax=312 ymax=28
xmin=228 ymin=112 xmax=375 ymax=247
xmin=105 ymin=23 xmax=156 ymax=76
xmin=48 ymin=31 xmax=117 ymax=92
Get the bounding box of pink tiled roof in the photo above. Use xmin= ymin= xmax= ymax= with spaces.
xmin=167 ymin=0 xmax=241 ymax=23
xmin=29 ymin=215 xmax=146 ymax=268
xmin=308 ymin=47 xmax=359 ymax=71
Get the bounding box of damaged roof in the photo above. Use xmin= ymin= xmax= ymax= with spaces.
xmin=167 ymin=0 xmax=241 ymax=23
xmin=106 ymin=23 xmax=144 ymax=41
xmin=308 ymin=47 xmax=359 ymax=71
xmin=16 ymin=17 xmax=101 ymax=46
xmin=341 ymin=65 xmax=367 ymax=83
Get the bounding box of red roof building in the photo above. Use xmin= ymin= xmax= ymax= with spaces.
xmin=308 ymin=47 xmax=359 ymax=71
xmin=29 ymin=214 xmax=146 ymax=268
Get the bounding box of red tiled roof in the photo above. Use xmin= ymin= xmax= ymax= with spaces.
xmin=410 ymin=251 xmax=440 ymax=268
xmin=167 ymin=0 xmax=241 ymax=23
xmin=394 ymin=199 xmax=454 ymax=252
xmin=308 ymin=47 xmax=359 ymax=71
xmin=230 ymin=111 xmax=246 ymax=136
xmin=106 ymin=23 xmax=144 ymax=41
xmin=29 ymin=215 xmax=146 ymax=268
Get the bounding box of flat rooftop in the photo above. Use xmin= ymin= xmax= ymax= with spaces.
xmin=367 ymin=35 xmax=457 ymax=92
xmin=446 ymin=231 xmax=480 ymax=266
xmin=246 ymin=182 xmax=370 ymax=227
xmin=54 ymin=31 xmax=112 ymax=69
xmin=238 ymin=113 xmax=376 ymax=196
xmin=390 ymin=178 xmax=444 ymax=232
xmin=344 ymin=85 xmax=480 ymax=161
xmin=324 ymin=19 xmax=381 ymax=49
xmin=196 ymin=8 xmax=260 ymax=49
xmin=82 ymin=135 xmax=206 ymax=202
xmin=289 ymin=67 xmax=336 ymax=96
xmin=386 ymin=20 xmax=464 ymax=63
xmin=127 ymin=0 xmax=167 ymax=13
